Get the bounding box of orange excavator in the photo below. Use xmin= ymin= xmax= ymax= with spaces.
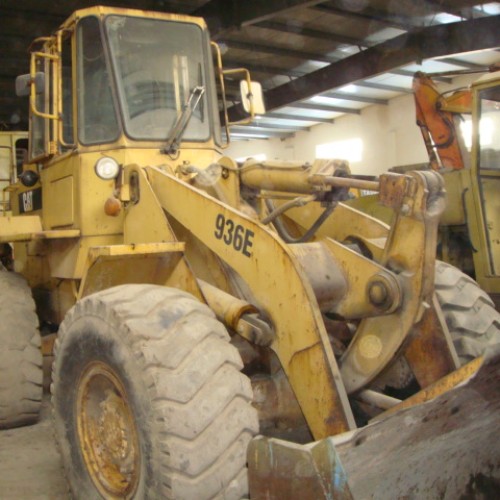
xmin=413 ymin=70 xmax=475 ymax=171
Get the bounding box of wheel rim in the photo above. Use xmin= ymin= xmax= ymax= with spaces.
xmin=77 ymin=362 xmax=140 ymax=498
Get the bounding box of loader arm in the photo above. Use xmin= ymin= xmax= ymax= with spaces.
xmin=140 ymin=165 xmax=448 ymax=438
xmin=260 ymin=169 xmax=452 ymax=392
xmin=144 ymin=165 xmax=356 ymax=438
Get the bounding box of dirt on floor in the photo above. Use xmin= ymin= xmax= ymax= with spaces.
xmin=1 ymin=350 xmax=499 ymax=499
xmin=0 ymin=396 xmax=69 ymax=499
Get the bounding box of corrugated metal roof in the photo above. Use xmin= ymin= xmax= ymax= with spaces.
xmin=0 ymin=0 xmax=498 ymax=136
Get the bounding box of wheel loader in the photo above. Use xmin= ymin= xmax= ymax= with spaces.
xmin=0 ymin=6 xmax=499 ymax=499
xmin=351 ymin=67 xmax=500 ymax=308
xmin=414 ymin=68 xmax=500 ymax=306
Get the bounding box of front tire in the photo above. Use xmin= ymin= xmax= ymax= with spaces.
xmin=0 ymin=269 xmax=42 ymax=429
xmin=376 ymin=261 xmax=500 ymax=390
xmin=52 ymin=285 xmax=258 ymax=499
xmin=435 ymin=261 xmax=500 ymax=363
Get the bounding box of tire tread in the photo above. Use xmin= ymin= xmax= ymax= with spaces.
xmin=435 ymin=261 xmax=500 ymax=362
xmin=52 ymin=284 xmax=257 ymax=499
xmin=0 ymin=270 xmax=42 ymax=429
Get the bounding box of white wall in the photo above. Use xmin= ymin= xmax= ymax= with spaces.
xmin=224 ymin=136 xmax=289 ymax=162
xmin=226 ymin=75 xmax=477 ymax=176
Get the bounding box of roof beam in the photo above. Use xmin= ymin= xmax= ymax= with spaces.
xmin=221 ymin=42 xmax=453 ymax=84
xmin=255 ymin=20 xmax=371 ymax=47
xmin=391 ymin=68 xmax=452 ymax=83
xmin=440 ymin=57 xmax=487 ymax=70
xmin=315 ymin=0 xmax=485 ymax=29
xmin=265 ymin=112 xmax=334 ymax=124
xmin=321 ymin=92 xmax=388 ymax=105
xmin=355 ymin=82 xmax=412 ymax=94
xmin=223 ymin=59 xmax=305 ymax=78
xmin=290 ymin=102 xmax=361 ymax=114
xmin=219 ymin=38 xmax=339 ymax=64
xmin=193 ymin=0 xmax=326 ymax=36
xmin=310 ymin=3 xmax=413 ymax=31
xmin=419 ymin=0 xmax=490 ymax=19
xmin=229 ymin=128 xmax=293 ymax=139
xmin=240 ymin=122 xmax=310 ymax=131
xmin=244 ymin=15 xmax=500 ymax=115
xmin=221 ymin=45 xmax=451 ymax=88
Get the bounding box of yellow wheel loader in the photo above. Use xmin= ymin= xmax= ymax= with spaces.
xmin=414 ymin=68 xmax=500 ymax=309
xmin=351 ymin=68 xmax=500 ymax=305
xmin=0 ymin=6 xmax=499 ymax=498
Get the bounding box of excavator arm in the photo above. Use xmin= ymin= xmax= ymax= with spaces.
xmin=413 ymin=71 xmax=471 ymax=170
xmin=413 ymin=65 xmax=499 ymax=171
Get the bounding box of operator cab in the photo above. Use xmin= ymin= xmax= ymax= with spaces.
xmin=17 ymin=8 xmax=226 ymax=162
xmin=80 ymin=15 xmax=216 ymax=148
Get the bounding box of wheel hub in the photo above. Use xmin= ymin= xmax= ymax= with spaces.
xmin=77 ymin=362 xmax=140 ymax=498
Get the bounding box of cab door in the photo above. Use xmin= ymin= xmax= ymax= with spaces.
xmin=469 ymin=79 xmax=500 ymax=292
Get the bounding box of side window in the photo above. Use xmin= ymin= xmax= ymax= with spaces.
xmin=61 ymin=34 xmax=74 ymax=146
xmin=15 ymin=138 xmax=28 ymax=177
xmin=77 ymin=16 xmax=120 ymax=144
xmin=0 ymin=137 xmax=27 ymax=212
xmin=478 ymin=86 xmax=500 ymax=170
xmin=0 ymin=143 xmax=10 ymax=199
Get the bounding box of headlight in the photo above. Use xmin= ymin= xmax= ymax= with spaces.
xmin=95 ymin=157 xmax=120 ymax=180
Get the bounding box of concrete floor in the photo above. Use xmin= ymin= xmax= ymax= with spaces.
xmin=0 ymin=396 xmax=69 ymax=499
xmin=1 ymin=350 xmax=499 ymax=499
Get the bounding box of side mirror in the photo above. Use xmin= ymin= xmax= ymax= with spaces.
xmin=15 ymin=72 xmax=45 ymax=97
xmin=240 ymin=80 xmax=265 ymax=116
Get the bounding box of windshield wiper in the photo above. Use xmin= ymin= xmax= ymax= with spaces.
xmin=162 ymin=85 xmax=205 ymax=156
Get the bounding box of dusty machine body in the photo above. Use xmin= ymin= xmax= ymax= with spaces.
xmin=415 ymin=69 xmax=500 ymax=302
xmin=353 ymin=69 xmax=500 ymax=304
xmin=0 ymin=6 xmax=499 ymax=499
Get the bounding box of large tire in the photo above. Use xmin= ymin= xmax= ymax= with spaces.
xmin=435 ymin=260 xmax=500 ymax=363
xmin=376 ymin=261 xmax=500 ymax=390
xmin=0 ymin=269 xmax=42 ymax=429
xmin=52 ymin=285 xmax=258 ymax=499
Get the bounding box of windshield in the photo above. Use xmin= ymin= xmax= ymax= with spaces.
xmin=105 ymin=16 xmax=210 ymax=142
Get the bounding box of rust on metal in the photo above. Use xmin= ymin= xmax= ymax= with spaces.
xmin=41 ymin=333 xmax=57 ymax=356
xmin=197 ymin=278 xmax=257 ymax=328
xmin=248 ymin=435 xmax=353 ymax=500
xmin=148 ymin=165 xmax=357 ymax=438
xmin=337 ymin=348 xmax=500 ymax=499
xmin=375 ymin=356 xmax=483 ymax=420
xmin=76 ymin=362 xmax=140 ymax=498
xmin=339 ymin=170 xmax=446 ymax=393
xmin=251 ymin=371 xmax=306 ymax=432
xmin=405 ymin=296 xmax=460 ymax=388
xmin=378 ymin=173 xmax=412 ymax=210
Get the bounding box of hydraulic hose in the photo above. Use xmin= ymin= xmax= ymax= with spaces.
xmin=264 ymin=198 xmax=335 ymax=244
